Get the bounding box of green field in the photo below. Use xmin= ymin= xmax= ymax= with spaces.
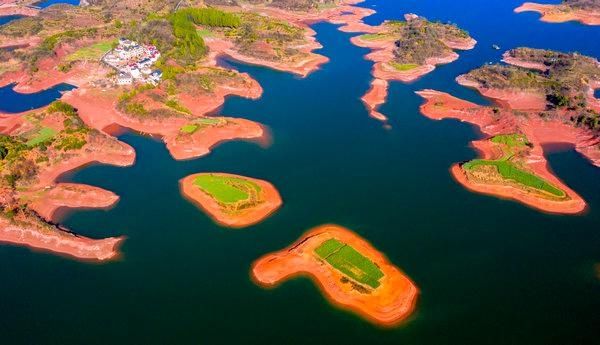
xmin=180 ymin=118 xmax=226 ymax=134
xmin=26 ymin=127 xmax=56 ymax=147
xmin=196 ymin=29 xmax=213 ymax=38
xmin=180 ymin=124 xmax=199 ymax=134
xmin=66 ymin=40 xmax=114 ymax=62
xmin=389 ymin=62 xmax=419 ymax=71
xmin=315 ymin=238 xmax=384 ymax=289
xmin=462 ymin=133 xmax=565 ymax=197
xmin=463 ymin=159 xmax=565 ymax=197
xmin=194 ymin=174 xmax=261 ymax=204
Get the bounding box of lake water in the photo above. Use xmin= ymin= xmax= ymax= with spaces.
xmin=0 ymin=0 xmax=599 ymax=344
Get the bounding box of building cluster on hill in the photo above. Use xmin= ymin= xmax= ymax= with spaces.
xmin=102 ymin=38 xmax=163 ymax=86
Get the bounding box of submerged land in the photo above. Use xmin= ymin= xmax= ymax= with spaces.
xmin=180 ymin=173 xmax=282 ymax=228
xmin=516 ymin=0 xmax=600 ymax=26
xmin=252 ymin=224 xmax=418 ymax=326
xmin=417 ymin=47 xmax=600 ymax=214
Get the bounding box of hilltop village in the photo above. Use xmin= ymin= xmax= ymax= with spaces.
xmin=102 ymin=38 xmax=162 ymax=85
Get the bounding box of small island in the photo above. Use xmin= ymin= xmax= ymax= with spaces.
xmin=416 ymin=47 xmax=600 ymax=214
xmin=180 ymin=173 xmax=282 ymax=228
xmin=351 ymin=14 xmax=476 ymax=122
xmin=516 ymin=0 xmax=600 ymax=26
xmin=251 ymin=224 xmax=418 ymax=326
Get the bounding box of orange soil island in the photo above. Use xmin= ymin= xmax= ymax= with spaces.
xmin=252 ymin=224 xmax=418 ymax=327
xmin=515 ymin=2 xmax=600 ymax=26
xmin=349 ymin=14 xmax=476 ymax=123
xmin=180 ymin=173 xmax=282 ymax=228
xmin=417 ymin=90 xmax=591 ymax=214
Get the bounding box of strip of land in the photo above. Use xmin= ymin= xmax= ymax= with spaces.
xmin=252 ymin=224 xmax=418 ymax=326
xmin=515 ymin=1 xmax=600 ymax=26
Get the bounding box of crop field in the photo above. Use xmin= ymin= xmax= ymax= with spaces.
xmin=389 ymin=62 xmax=419 ymax=71
xmin=315 ymin=238 xmax=384 ymax=289
xmin=180 ymin=124 xmax=198 ymax=134
xmin=463 ymin=159 xmax=565 ymax=197
xmin=26 ymin=127 xmax=56 ymax=147
xmin=194 ymin=174 xmax=261 ymax=204
xmin=66 ymin=40 xmax=114 ymax=62
xmin=490 ymin=133 xmax=529 ymax=149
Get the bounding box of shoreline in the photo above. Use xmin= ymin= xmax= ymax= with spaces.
xmin=515 ymin=2 xmax=600 ymax=26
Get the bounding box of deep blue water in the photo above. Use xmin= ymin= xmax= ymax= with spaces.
xmin=0 ymin=83 xmax=75 ymax=113
xmin=0 ymin=15 xmax=23 ymax=26
xmin=0 ymin=0 xmax=599 ymax=344
xmin=34 ymin=0 xmax=80 ymax=9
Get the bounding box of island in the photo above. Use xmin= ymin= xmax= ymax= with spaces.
xmin=516 ymin=1 xmax=600 ymax=26
xmin=251 ymin=224 xmax=418 ymax=326
xmin=0 ymin=101 xmax=134 ymax=260
xmin=351 ymin=14 xmax=476 ymax=123
xmin=417 ymin=47 xmax=600 ymax=214
xmin=180 ymin=173 xmax=282 ymax=228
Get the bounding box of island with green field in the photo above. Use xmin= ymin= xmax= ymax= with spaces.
xmin=251 ymin=224 xmax=418 ymax=326
xmin=179 ymin=173 xmax=282 ymax=228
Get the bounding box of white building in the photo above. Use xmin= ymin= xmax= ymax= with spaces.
xmin=117 ymin=72 xmax=133 ymax=85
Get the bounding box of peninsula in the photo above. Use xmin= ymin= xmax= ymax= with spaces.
xmin=351 ymin=14 xmax=476 ymax=122
xmin=0 ymin=101 xmax=134 ymax=260
xmin=516 ymin=0 xmax=600 ymax=26
xmin=417 ymin=47 xmax=600 ymax=214
xmin=180 ymin=173 xmax=282 ymax=228
xmin=252 ymin=224 xmax=418 ymax=326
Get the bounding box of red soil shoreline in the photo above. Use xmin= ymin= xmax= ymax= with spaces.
xmin=251 ymin=224 xmax=418 ymax=327
xmin=416 ymin=89 xmax=592 ymax=214
xmin=0 ymin=217 xmax=124 ymax=261
xmin=179 ymin=173 xmax=282 ymax=228
xmin=515 ymin=2 xmax=600 ymax=26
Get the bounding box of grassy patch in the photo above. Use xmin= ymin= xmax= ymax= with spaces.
xmin=463 ymin=159 xmax=565 ymax=197
xmin=315 ymin=238 xmax=384 ymax=289
xmin=194 ymin=174 xmax=260 ymax=204
xmin=66 ymin=40 xmax=114 ymax=62
xmin=389 ymin=62 xmax=420 ymax=71
xmin=26 ymin=127 xmax=56 ymax=147
xmin=180 ymin=124 xmax=199 ymax=134
xmin=196 ymin=29 xmax=213 ymax=38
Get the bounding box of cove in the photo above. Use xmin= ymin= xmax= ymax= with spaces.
xmin=0 ymin=83 xmax=75 ymax=113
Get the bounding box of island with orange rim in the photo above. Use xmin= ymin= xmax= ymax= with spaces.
xmin=349 ymin=14 xmax=476 ymax=123
xmin=180 ymin=173 xmax=282 ymax=228
xmin=417 ymin=47 xmax=600 ymax=214
xmin=252 ymin=224 xmax=418 ymax=326
xmin=515 ymin=0 xmax=600 ymax=26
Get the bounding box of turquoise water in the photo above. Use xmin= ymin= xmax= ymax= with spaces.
xmin=1 ymin=0 xmax=599 ymax=344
